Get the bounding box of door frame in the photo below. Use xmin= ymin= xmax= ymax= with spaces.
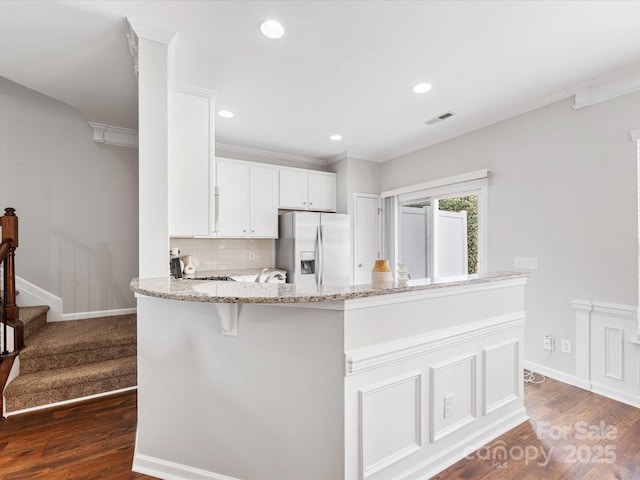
xmin=352 ymin=193 xmax=382 ymax=284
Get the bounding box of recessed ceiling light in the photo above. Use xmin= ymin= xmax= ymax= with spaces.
xmin=218 ymin=110 xmax=234 ymax=118
xmin=260 ymin=20 xmax=285 ymax=39
xmin=330 ymin=134 xmax=342 ymax=141
xmin=413 ymin=82 xmax=432 ymax=94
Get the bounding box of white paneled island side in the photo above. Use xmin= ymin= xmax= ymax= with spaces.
xmin=130 ymin=272 xmax=528 ymax=480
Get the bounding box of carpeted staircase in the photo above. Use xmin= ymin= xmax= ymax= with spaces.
xmin=3 ymin=309 xmax=137 ymax=413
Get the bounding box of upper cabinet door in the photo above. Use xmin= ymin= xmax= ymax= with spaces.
xmin=249 ymin=166 xmax=278 ymax=238
xmin=308 ymin=172 xmax=336 ymax=212
xmin=279 ymin=169 xmax=336 ymax=212
xmin=217 ymin=160 xmax=249 ymax=237
xmin=169 ymin=89 xmax=214 ymax=236
xmin=279 ymin=169 xmax=308 ymax=209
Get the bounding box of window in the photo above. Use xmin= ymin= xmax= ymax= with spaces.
xmin=382 ymin=170 xmax=487 ymax=280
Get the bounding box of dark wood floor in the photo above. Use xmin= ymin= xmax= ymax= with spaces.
xmin=0 ymin=376 xmax=639 ymax=479
xmin=0 ymin=390 xmax=155 ymax=480
xmin=435 ymin=376 xmax=640 ymax=479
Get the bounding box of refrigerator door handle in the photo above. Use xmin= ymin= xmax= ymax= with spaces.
xmin=315 ymin=225 xmax=321 ymax=285
xmin=318 ymin=224 xmax=324 ymax=285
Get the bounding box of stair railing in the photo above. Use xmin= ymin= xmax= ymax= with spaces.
xmin=0 ymin=208 xmax=22 ymax=354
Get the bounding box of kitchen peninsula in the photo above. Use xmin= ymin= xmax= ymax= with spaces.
xmin=131 ymin=272 xmax=528 ymax=480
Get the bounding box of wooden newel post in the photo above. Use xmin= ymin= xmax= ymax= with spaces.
xmin=1 ymin=208 xmax=22 ymax=350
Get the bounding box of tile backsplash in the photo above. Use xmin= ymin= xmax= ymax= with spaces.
xmin=170 ymin=238 xmax=272 ymax=271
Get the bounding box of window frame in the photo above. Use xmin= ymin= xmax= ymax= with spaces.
xmin=382 ymin=171 xmax=488 ymax=278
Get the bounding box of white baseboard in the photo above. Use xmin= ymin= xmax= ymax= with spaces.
xmin=4 ymin=271 xmax=136 ymax=322
xmin=523 ymin=360 xmax=589 ymax=390
xmin=133 ymin=454 xmax=241 ymax=480
xmin=12 ymin=274 xmax=63 ymax=321
xmin=5 ymin=386 xmax=137 ymax=417
xmin=524 ymin=360 xmax=640 ymax=408
xmin=590 ymin=382 xmax=640 ymax=409
xmin=59 ymin=307 xmax=137 ymax=321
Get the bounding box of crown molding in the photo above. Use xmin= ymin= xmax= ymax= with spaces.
xmin=630 ymin=129 xmax=640 ymax=142
xmin=569 ymin=62 xmax=640 ymax=110
xmin=127 ymin=19 xmax=176 ymax=45
xmin=326 ymin=150 xmax=377 ymax=165
xmin=380 ymin=90 xmax=571 ymax=162
xmin=126 ymin=19 xmax=176 ymax=78
xmin=88 ymin=122 xmax=139 ymax=148
xmin=170 ymin=82 xmax=218 ymax=99
xmin=326 ymin=151 xmax=348 ymax=165
xmin=215 ymin=143 xmax=327 ymax=168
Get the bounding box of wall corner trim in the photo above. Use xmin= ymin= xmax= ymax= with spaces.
xmin=88 ymin=122 xmax=139 ymax=148
xmin=630 ymin=128 xmax=640 ymax=142
xmin=569 ymin=63 xmax=640 ymax=110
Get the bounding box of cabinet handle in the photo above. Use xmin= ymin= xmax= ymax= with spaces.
xmin=303 ymin=201 xmax=306 ymax=205
xmin=243 ymin=229 xmax=247 ymax=232
xmin=309 ymin=202 xmax=313 ymax=206
xmin=213 ymin=186 xmax=220 ymax=233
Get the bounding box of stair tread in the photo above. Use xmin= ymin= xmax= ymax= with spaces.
xmin=20 ymin=305 xmax=50 ymax=339
xmin=19 ymin=305 xmax=49 ymax=324
xmin=21 ymin=314 xmax=136 ymax=357
xmin=5 ymin=356 xmax=137 ymax=395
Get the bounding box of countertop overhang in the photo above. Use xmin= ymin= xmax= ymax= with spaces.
xmin=130 ymin=271 xmax=528 ymax=304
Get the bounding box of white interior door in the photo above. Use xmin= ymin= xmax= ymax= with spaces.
xmin=354 ymin=194 xmax=381 ymax=285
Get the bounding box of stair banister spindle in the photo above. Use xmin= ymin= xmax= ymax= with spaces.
xmin=2 ymin=269 xmax=6 ymax=355
xmin=0 ymin=208 xmax=20 ymax=351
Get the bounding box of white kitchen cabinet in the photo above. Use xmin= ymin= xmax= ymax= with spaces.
xmin=168 ymin=85 xmax=216 ymax=236
xmin=249 ymin=166 xmax=279 ymax=237
xmin=216 ymin=158 xmax=278 ymax=238
xmin=279 ymin=169 xmax=336 ymax=212
xmin=216 ymin=160 xmax=249 ymax=237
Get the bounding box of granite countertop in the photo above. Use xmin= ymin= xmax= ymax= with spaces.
xmin=130 ymin=271 xmax=528 ymax=304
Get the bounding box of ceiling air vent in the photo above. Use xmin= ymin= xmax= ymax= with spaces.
xmin=425 ymin=111 xmax=455 ymax=126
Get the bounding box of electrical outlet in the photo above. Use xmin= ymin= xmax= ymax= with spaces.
xmin=444 ymin=394 xmax=453 ymax=418
xmin=543 ymin=335 xmax=554 ymax=351
xmin=514 ymin=257 xmax=528 ymax=269
xmin=561 ymin=339 xmax=572 ymax=354
xmin=249 ymin=251 xmax=256 ymax=261
xmin=514 ymin=257 xmax=539 ymax=270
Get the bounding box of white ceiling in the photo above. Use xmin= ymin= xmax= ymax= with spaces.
xmin=2 ymin=1 xmax=640 ymax=162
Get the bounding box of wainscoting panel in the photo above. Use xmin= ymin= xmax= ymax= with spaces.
xmin=603 ymin=326 xmax=624 ymax=380
xmin=360 ymin=372 xmax=422 ymax=478
xmin=430 ymin=354 xmax=476 ymax=443
xmin=483 ymin=340 xmax=519 ymax=415
xmin=572 ymin=299 xmax=640 ymax=408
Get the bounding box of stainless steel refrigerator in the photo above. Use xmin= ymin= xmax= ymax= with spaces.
xmin=276 ymin=211 xmax=350 ymax=285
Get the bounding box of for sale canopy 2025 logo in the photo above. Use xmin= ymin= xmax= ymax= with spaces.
xmin=465 ymin=420 xmax=617 ymax=469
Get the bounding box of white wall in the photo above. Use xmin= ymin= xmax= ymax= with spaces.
xmin=0 ymin=77 xmax=138 ymax=314
xmin=328 ymin=156 xmax=381 ymax=214
xmin=381 ymin=91 xmax=640 ymax=377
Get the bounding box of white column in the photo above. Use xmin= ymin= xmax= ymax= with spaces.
xmin=635 ymin=132 xmax=640 ymax=341
xmin=571 ymin=299 xmax=593 ymax=390
xmin=128 ymin=20 xmax=175 ymax=278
